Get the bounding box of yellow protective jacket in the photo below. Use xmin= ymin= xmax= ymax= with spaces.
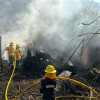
xmin=5 ymin=46 xmax=15 ymax=57
xmin=15 ymin=48 xmax=22 ymax=61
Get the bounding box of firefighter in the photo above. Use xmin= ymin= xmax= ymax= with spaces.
xmin=5 ymin=42 xmax=15 ymax=67
xmin=15 ymin=44 xmax=22 ymax=67
xmin=39 ymin=65 xmax=56 ymax=100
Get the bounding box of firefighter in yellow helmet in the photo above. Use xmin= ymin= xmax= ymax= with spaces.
xmin=39 ymin=65 xmax=56 ymax=100
xmin=5 ymin=42 xmax=15 ymax=67
xmin=15 ymin=44 xmax=23 ymax=67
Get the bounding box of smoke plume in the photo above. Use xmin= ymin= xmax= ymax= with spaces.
xmin=1 ymin=0 xmax=100 ymax=61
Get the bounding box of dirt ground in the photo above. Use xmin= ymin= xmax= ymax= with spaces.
xmin=0 ymin=70 xmax=42 ymax=100
xmin=0 ymin=69 xmax=100 ymax=100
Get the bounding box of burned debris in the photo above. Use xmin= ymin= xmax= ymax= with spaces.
xmin=20 ymin=49 xmax=54 ymax=77
xmin=1 ymin=34 xmax=100 ymax=100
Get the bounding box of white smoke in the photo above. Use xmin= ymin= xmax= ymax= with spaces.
xmin=0 ymin=0 xmax=100 ymax=59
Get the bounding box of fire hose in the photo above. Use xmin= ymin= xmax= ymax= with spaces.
xmin=5 ymin=54 xmax=16 ymax=100
xmin=12 ymin=77 xmax=100 ymax=100
xmin=4 ymin=54 xmax=100 ymax=100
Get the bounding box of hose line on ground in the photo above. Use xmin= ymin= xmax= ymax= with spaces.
xmin=12 ymin=80 xmax=40 ymax=100
xmin=56 ymin=95 xmax=98 ymax=99
xmin=56 ymin=77 xmax=100 ymax=97
xmin=12 ymin=77 xmax=100 ymax=100
xmin=5 ymin=54 xmax=16 ymax=100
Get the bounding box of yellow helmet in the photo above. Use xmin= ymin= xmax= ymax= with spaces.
xmin=10 ymin=42 xmax=14 ymax=46
xmin=16 ymin=44 xmax=20 ymax=48
xmin=45 ymin=65 xmax=56 ymax=73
